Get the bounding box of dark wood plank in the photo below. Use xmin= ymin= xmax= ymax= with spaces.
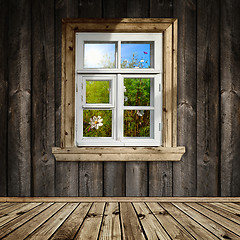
xmin=220 ymin=0 xmax=240 ymax=197
xmin=104 ymin=163 xmax=126 ymax=196
xmin=51 ymin=203 xmax=92 ymax=239
xmin=77 ymin=0 xmax=103 ymax=197
xmin=32 ymin=0 xmax=55 ymax=196
xmin=149 ymin=0 xmax=173 ymax=197
xmin=78 ymin=0 xmax=102 ymax=18
xmin=150 ymin=0 xmax=173 ymax=17
xmin=55 ymin=0 xmax=79 ymax=197
xmin=103 ymin=0 xmax=127 ymax=18
xmin=75 ymin=203 xmax=105 ymax=239
xmin=125 ymin=0 xmax=149 ymax=198
xmin=120 ymin=202 xmax=145 ymax=239
xmin=173 ymin=0 xmax=197 ymax=196
xmin=0 ymin=0 xmax=8 ymax=197
xmin=196 ymin=0 xmax=220 ymax=197
xmin=7 ymin=0 xmax=31 ymax=197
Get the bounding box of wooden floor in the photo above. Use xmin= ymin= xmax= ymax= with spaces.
xmin=0 ymin=199 xmax=240 ymax=239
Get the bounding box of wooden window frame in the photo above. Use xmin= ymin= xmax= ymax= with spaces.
xmin=52 ymin=18 xmax=185 ymax=161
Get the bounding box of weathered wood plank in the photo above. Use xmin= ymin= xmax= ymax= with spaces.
xmin=120 ymin=202 xmax=145 ymax=239
xmin=32 ymin=0 xmax=55 ymax=196
xmin=173 ymin=0 xmax=197 ymax=196
xmin=7 ymin=0 xmax=31 ymax=197
xmin=133 ymin=203 xmax=171 ymax=239
xmin=186 ymin=203 xmax=240 ymax=236
xmin=79 ymin=162 xmax=103 ymax=196
xmin=160 ymin=203 xmax=218 ymax=239
xmin=77 ymin=0 xmax=103 ymax=197
xmin=3 ymin=203 xmax=65 ymax=240
xmin=197 ymin=0 xmax=220 ymax=197
xmin=51 ymin=202 xmax=92 ymax=239
xmin=220 ymin=0 xmax=240 ymax=197
xmin=55 ymin=0 xmax=79 ymax=197
xmin=126 ymin=162 xmax=148 ymax=196
xmin=0 ymin=203 xmax=41 ymax=227
xmin=98 ymin=202 xmax=121 ymax=239
xmin=0 ymin=0 xmax=8 ymax=197
xmin=26 ymin=203 xmax=78 ymax=239
xmin=223 ymin=202 xmax=240 ymax=211
xmin=149 ymin=0 xmax=173 ymax=197
xmin=104 ymin=163 xmax=126 ymax=196
xmin=1 ymin=197 xmax=240 ymax=202
xmin=173 ymin=202 xmax=239 ymax=240
xmin=150 ymin=0 xmax=173 ymax=17
xmin=102 ymin=0 xmax=127 ymax=18
xmin=75 ymin=202 xmax=105 ymax=239
xmin=199 ymin=202 xmax=240 ymax=225
xmin=125 ymin=0 xmax=149 ymax=197
xmin=0 ymin=203 xmax=54 ymax=239
xmin=147 ymin=202 xmax=193 ymax=239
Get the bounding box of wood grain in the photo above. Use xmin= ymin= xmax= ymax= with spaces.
xmin=120 ymin=202 xmax=145 ymax=239
xmin=125 ymin=0 xmax=149 ymax=198
xmin=173 ymin=0 xmax=197 ymax=196
xmin=98 ymin=202 xmax=121 ymax=239
xmin=32 ymin=0 xmax=55 ymax=196
xmin=51 ymin=202 xmax=92 ymax=239
xmin=75 ymin=202 xmax=105 ymax=239
xmin=7 ymin=0 xmax=31 ymax=197
xmin=220 ymin=0 xmax=240 ymax=197
xmin=197 ymin=0 xmax=220 ymax=197
xmin=0 ymin=0 xmax=8 ymax=197
xmin=149 ymin=0 xmax=173 ymax=197
xmin=55 ymin=0 xmax=79 ymax=197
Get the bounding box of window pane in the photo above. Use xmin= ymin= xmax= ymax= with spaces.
xmin=84 ymin=43 xmax=116 ymax=68
xmin=124 ymin=110 xmax=151 ymax=137
xmin=83 ymin=110 xmax=112 ymax=137
xmin=124 ymin=78 xmax=151 ymax=106
xmin=121 ymin=42 xmax=153 ymax=68
xmin=86 ymin=80 xmax=110 ymax=104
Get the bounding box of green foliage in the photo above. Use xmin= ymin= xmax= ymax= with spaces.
xmin=86 ymin=81 xmax=109 ymax=104
xmin=83 ymin=110 xmax=112 ymax=137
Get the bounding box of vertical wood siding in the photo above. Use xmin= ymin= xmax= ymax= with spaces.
xmin=0 ymin=0 xmax=239 ymax=197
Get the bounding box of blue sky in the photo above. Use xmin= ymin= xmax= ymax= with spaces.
xmin=84 ymin=42 xmax=151 ymax=68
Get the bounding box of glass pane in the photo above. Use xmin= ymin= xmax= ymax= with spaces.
xmin=83 ymin=110 xmax=112 ymax=137
xmin=86 ymin=80 xmax=110 ymax=104
xmin=121 ymin=42 xmax=153 ymax=68
xmin=84 ymin=42 xmax=116 ymax=68
xmin=124 ymin=110 xmax=151 ymax=137
xmin=124 ymin=78 xmax=151 ymax=106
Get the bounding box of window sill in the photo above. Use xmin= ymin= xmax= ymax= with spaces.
xmin=52 ymin=146 xmax=185 ymax=162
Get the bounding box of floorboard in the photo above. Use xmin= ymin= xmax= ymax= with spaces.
xmin=0 ymin=199 xmax=239 ymax=239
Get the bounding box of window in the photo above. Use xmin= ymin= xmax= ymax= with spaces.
xmin=75 ymin=33 xmax=162 ymax=146
xmin=52 ymin=19 xmax=185 ymax=162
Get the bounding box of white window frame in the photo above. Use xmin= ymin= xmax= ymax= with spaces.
xmin=75 ymin=32 xmax=163 ymax=147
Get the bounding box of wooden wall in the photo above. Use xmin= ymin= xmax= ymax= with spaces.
xmin=0 ymin=0 xmax=239 ymax=197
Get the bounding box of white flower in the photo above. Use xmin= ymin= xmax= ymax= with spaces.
xmin=137 ymin=110 xmax=144 ymax=117
xmin=140 ymin=59 xmax=144 ymax=63
xmin=89 ymin=115 xmax=103 ymax=129
xmin=124 ymin=96 xmax=128 ymax=102
xmin=124 ymin=86 xmax=127 ymax=92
